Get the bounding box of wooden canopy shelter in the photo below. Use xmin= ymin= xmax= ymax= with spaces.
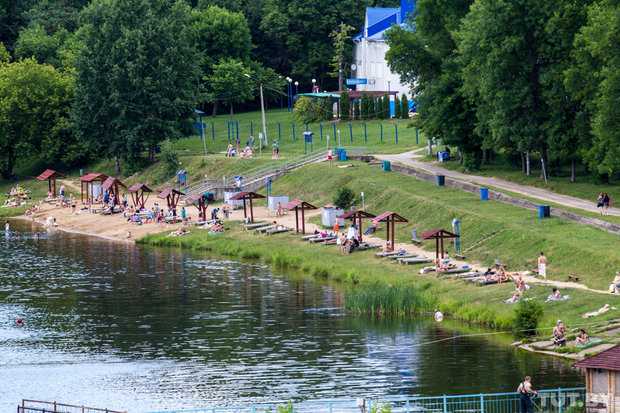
xmin=186 ymin=193 xmax=209 ymax=222
xmin=36 ymin=169 xmax=64 ymax=197
xmin=422 ymin=229 xmax=458 ymax=261
xmin=230 ymin=191 xmax=266 ymax=223
xmin=284 ymin=199 xmax=318 ymax=234
xmin=80 ymin=172 xmax=108 ymax=203
xmin=158 ymin=188 xmax=185 ymax=215
xmin=101 ymin=177 xmax=126 ymax=206
xmin=341 ymin=210 xmax=377 ymax=241
xmin=127 ymin=183 xmax=152 ymax=210
xmin=373 ymin=211 xmax=408 ymax=252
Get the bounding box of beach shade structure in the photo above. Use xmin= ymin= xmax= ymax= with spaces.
xmin=341 ymin=210 xmax=377 ymax=242
xmin=80 ymin=172 xmax=108 ymax=203
xmin=101 ymin=177 xmax=126 ymax=206
xmin=36 ymin=169 xmax=64 ymax=197
xmin=373 ymin=211 xmax=409 ymax=251
xmin=127 ymin=183 xmax=153 ymax=210
xmin=422 ymin=229 xmax=459 ymax=261
xmin=186 ymin=193 xmax=209 ymax=222
xmin=229 ymin=191 xmax=266 ymax=223
xmin=158 ymin=188 xmax=185 ymax=215
xmin=284 ymin=199 xmax=318 ymax=234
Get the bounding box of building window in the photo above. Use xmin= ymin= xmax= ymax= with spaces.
xmin=592 ymin=370 xmax=608 ymax=394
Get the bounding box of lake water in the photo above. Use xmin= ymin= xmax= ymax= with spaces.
xmin=0 ymin=220 xmax=583 ymax=412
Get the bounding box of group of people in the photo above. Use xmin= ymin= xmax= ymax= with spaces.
xmin=334 ymin=223 xmax=361 ymax=254
xmin=596 ymin=192 xmax=612 ymax=215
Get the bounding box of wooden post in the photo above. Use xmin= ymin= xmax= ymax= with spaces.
xmin=301 ymin=205 xmax=306 ymax=234
xmin=386 ymin=217 xmax=390 ymax=250
xmin=249 ymin=196 xmax=254 ymax=223
xmin=242 ymin=198 xmax=247 ymax=219
xmin=358 ymin=214 xmax=363 ymax=241
xmin=440 ymin=236 xmax=445 ymax=259
xmin=436 ymin=237 xmax=439 ymax=261
xmin=391 ymin=217 xmax=395 ymax=250
xmin=295 ymin=207 xmax=299 ymax=233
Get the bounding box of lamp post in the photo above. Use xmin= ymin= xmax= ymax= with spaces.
xmin=294 ymin=81 xmax=299 ymax=97
xmin=286 ymin=77 xmax=292 ymax=112
xmin=312 ymin=78 xmax=317 ymax=93
xmin=245 ymin=73 xmax=267 ymax=156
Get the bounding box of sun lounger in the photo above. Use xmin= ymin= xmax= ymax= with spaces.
xmin=309 ymin=236 xmax=336 ymax=243
xmin=244 ymin=221 xmax=267 ymax=230
xmin=356 ymin=243 xmax=381 ymax=251
xmin=419 ymin=266 xmax=436 ymax=274
xmin=389 ymin=253 xmax=417 ymax=260
xmin=438 ymin=265 xmax=473 ymax=275
xmin=442 ymin=271 xmax=484 ymax=279
xmin=255 ymin=225 xmax=277 ymax=233
xmin=375 ymin=250 xmax=406 ymax=258
xmin=399 ymin=257 xmax=433 ymax=265
xmin=266 ymin=227 xmax=290 ymax=235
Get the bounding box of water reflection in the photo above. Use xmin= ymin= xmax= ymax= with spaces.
xmin=0 ymin=220 xmax=582 ymax=412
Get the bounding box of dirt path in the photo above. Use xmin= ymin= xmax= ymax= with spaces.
xmin=374 ymin=149 xmax=620 ymax=217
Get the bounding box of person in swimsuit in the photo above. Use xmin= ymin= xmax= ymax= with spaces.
xmin=537 ymin=252 xmax=547 ymax=279
xmin=517 ymin=376 xmax=537 ymax=413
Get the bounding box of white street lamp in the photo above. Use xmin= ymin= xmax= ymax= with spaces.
xmin=244 ymin=73 xmax=267 ymax=156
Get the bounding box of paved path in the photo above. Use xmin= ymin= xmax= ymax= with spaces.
xmin=374 ymin=150 xmax=620 ymax=217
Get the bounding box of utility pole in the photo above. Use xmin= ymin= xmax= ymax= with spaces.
xmin=260 ymin=83 xmax=267 ymax=156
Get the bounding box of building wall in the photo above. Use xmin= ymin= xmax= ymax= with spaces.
xmin=586 ymin=369 xmax=620 ymax=413
xmin=353 ymin=38 xmax=408 ymax=96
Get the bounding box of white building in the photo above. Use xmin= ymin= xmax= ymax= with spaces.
xmin=352 ymin=0 xmax=415 ymax=98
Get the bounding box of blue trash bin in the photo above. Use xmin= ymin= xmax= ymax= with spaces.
xmin=436 ymin=175 xmax=445 ymax=186
xmin=382 ymin=160 xmax=391 ymax=172
xmin=339 ymin=149 xmax=348 ymax=161
xmin=480 ymin=187 xmax=489 ymax=201
xmin=537 ymin=205 xmax=551 ymax=219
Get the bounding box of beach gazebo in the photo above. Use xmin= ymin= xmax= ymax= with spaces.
xmin=36 ymin=169 xmax=64 ymax=197
xmin=422 ymin=229 xmax=459 ymax=261
xmin=128 ymin=183 xmax=152 ymax=210
xmin=373 ymin=211 xmax=409 ymax=251
xmin=575 ymin=345 xmax=620 ymax=411
xmin=229 ymin=191 xmax=266 ymax=223
xmin=186 ymin=193 xmax=209 ymax=222
xmin=158 ymin=187 xmax=185 ymax=214
xmin=101 ymin=177 xmax=126 ymax=206
xmin=80 ymin=172 xmax=108 ymax=203
xmin=284 ymin=199 xmax=318 ymax=234
xmin=341 ymin=210 xmax=377 ymax=241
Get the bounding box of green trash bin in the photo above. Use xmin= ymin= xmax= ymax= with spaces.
xmin=382 ymin=160 xmax=391 ymax=172
xmin=436 ymin=175 xmax=445 ymax=186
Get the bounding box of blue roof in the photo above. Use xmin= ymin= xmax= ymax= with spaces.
xmin=366 ymin=7 xmax=400 ymax=27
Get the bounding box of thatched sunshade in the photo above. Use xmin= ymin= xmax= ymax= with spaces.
xmin=158 ymin=188 xmax=185 ymax=214
xmin=341 ymin=210 xmax=377 ymax=242
xmin=186 ymin=193 xmax=209 ymax=222
xmin=36 ymin=169 xmax=65 ymax=197
xmin=229 ymin=191 xmax=266 ymax=223
xmin=127 ymin=183 xmax=153 ymax=210
xmin=422 ymin=229 xmax=458 ymax=261
xmin=101 ymin=177 xmax=126 ymax=206
xmin=80 ymin=172 xmax=108 ymax=203
xmin=372 ymin=211 xmax=409 ymax=251
xmin=284 ymin=199 xmax=318 ymax=234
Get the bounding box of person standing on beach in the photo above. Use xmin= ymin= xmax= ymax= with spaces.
xmin=517 ymin=376 xmax=537 ymax=413
xmin=537 ymin=252 xmax=547 ymax=279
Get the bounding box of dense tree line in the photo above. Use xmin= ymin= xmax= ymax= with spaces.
xmin=386 ymin=0 xmax=620 ymax=181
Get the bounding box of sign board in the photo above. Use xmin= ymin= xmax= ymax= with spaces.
xmin=346 ymin=78 xmax=368 ymax=86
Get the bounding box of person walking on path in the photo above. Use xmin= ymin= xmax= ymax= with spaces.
xmin=537 ymin=252 xmax=548 ymax=279
xmin=517 ymin=376 xmax=538 ymax=413
xmin=603 ymin=192 xmax=611 ymax=216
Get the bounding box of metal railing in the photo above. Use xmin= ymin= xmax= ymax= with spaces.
xmin=145 ymin=387 xmax=585 ymax=413
xmin=18 ymin=400 xmax=126 ymax=413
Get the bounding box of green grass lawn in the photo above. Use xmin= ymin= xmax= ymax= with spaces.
xmin=257 ymin=161 xmax=620 ymax=291
xmin=174 ymin=108 xmax=425 ymax=157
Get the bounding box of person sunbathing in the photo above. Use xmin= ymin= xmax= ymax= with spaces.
xmin=609 ymin=272 xmax=620 ymax=294
xmin=546 ymin=288 xmax=565 ymax=302
xmin=505 ymin=290 xmax=522 ymax=304
xmin=552 ymin=320 xmax=567 ymax=347
xmin=515 ymin=275 xmax=529 ymax=292
xmin=575 ymin=329 xmax=589 ymax=346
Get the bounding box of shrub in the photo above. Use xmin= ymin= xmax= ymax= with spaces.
xmin=294 ymin=96 xmax=323 ymax=123
xmin=333 ymin=187 xmax=356 ymax=209
xmin=513 ymin=300 xmax=544 ymax=336
xmin=400 ymin=93 xmax=409 ymax=119
xmin=394 ymin=95 xmax=401 ymax=119
xmin=340 ymin=91 xmax=350 ymax=120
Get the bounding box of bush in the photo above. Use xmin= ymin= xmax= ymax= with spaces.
xmin=400 ymin=93 xmax=409 ymax=119
xmin=334 ymin=187 xmax=356 ymax=209
xmin=340 ymin=91 xmax=350 ymax=120
xmin=513 ymin=300 xmax=544 ymax=336
xmin=294 ymin=96 xmax=323 ymax=123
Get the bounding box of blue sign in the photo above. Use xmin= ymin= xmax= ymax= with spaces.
xmin=346 ymin=78 xmax=368 ymax=86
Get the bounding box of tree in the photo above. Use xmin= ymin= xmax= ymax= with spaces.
xmin=360 ymin=93 xmax=370 ymax=120
xmin=0 ymin=0 xmax=34 ymax=52
xmin=0 ymin=42 xmax=9 ymax=64
xmin=26 ymin=0 xmax=89 ymax=34
xmin=205 ymin=58 xmax=254 ymax=115
xmin=340 ymin=91 xmax=350 ymax=120
xmin=74 ymin=0 xmax=200 ymax=172
xmin=333 ymin=187 xmax=355 ymax=210
xmin=294 ymin=96 xmax=323 ymax=124
xmin=250 ymin=61 xmax=287 ymax=105
xmin=354 ymin=99 xmax=361 ymax=120
xmin=400 ymin=94 xmax=409 ymax=120
xmin=566 ymin=0 xmax=620 ymax=178
xmin=383 ymin=95 xmax=390 ymax=119
xmin=394 ymin=94 xmax=401 ymax=119
xmin=0 ymin=58 xmax=77 ymax=177
xmin=458 ymin=0 xmax=553 ymax=176
xmin=329 ymin=22 xmax=355 ymax=91
xmin=14 ymin=24 xmax=68 ymax=67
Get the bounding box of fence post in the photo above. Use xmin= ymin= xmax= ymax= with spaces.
xmin=395 ymin=123 xmax=399 ymax=144
xmin=82 ymin=406 xmax=85 ymax=413
xmin=227 ymin=121 xmax=231 ymax=143
xmin=211 ymin=123 xmax=215 ymax=142
xmin=250 ymin=120 xmax=254 ymax=136
xmin=415 ymin=128 xmax=419 ymax=145
xmin=278 ymin=122 xmax=282 ymax=141
xmin=479 ymin=394 xmax=484 ymax=413
xmin=328 ymin=402 xmax=333 ymax=413
xmin=292 ymin=123 xmax=296 ymax=141
xmin=558 ymin=388 xmax=563 ymax=413
xmin=236 ymin=120 xmax=240 ymax=143
xmin=380 ymin=123 xmax=384 ymax=143
xmin=320 ymin=123 xmax=323 ymax=141
xmin=364 ymin=123 xmax=368 ymax=143
xmin=442 ymin=396 xmax=448 ymax=413
xmin=349 ymin=122 xmax=353 ymax=143
xmin=332 ymin=123 xmax=337 ymax=143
